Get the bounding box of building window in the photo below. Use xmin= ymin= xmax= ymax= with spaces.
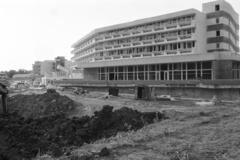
xmin=216 ymin=43 xmax=220 ymax=48
xmin=216 ymin=31 xmax=220 ymax=36
xmin=215 ymin=5 xmax=220 ymax=11
xmin=216 ymin=18 xmax=219 ymax=24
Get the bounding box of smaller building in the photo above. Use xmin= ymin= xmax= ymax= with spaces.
xmin=55 ymin=56 xmax=65 ymax=71
xmin=40 ymin=60 xmax=55 ymax=76
xmin=42 ymin=71 xmax=68 ymax=85
xmin=12 ymin=74 xmax=42 ymax=81
xmin=32 ymin=61 xmax=41 ymax=75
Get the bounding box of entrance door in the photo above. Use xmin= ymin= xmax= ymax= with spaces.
xmin=164 ymin=71 xmax=169 ymax=80
xmin=109 ymin=73 xmax=114 ymax=80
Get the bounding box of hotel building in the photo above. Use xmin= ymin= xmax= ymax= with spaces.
xmin=71 ymin=0 xmax=239 ymax=81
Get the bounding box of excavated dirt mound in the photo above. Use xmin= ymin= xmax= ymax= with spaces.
xmin=0 ymin=105 xmax=167 ymax=160
xmin=5 ymin=92 xmax=76 ymax=118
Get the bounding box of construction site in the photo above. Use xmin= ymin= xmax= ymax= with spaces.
xmin=0 ymin=0 xmax=240 ymax=159
xmin=1 ymin=80 xmax=240 ymax=160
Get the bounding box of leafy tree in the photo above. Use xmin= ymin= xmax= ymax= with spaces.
xmin=7 ymin=70 xmax=17 ymax=78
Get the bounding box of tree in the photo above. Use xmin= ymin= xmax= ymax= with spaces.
xmin=7 ymin=70 xmax=16 ymax=78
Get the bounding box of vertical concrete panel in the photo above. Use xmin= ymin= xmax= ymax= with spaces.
xmin=212 ymin=60 xmax=219 ymax=79
xmin=84 ymin=68 xmax=98 ymax=80
xmin=219 ymin=60 xmax=232 ymax=79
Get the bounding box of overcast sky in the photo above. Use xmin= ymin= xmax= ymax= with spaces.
xmin=0 ymin=0 xmax=239 ymax=71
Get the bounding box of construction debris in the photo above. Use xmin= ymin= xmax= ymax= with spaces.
xmin=1 ymin=91 xmax=76 ymax=118
xmin=195 ymin=95 xmax=221 ymax=106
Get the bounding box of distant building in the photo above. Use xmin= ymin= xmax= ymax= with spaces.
xmin=32 ymin=61 xmax=41 ymax=75
xmin=71 ymin=0 xmax=239 ymax=81
xmin=40 ymin=60 xmax=55 ymax=76
xmin=55 ymin=56 xmax=65 ymax=71
xmin=12 ymin=74 xmax=42 ymax=81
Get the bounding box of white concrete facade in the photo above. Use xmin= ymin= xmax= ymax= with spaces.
xmin=70 ymin=0 xmax=239 ymax=81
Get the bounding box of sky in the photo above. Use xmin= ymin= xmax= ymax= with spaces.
xmin=0 ymin=0 xmax=239 ymax=71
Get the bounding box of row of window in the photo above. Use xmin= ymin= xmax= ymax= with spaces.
xmin=97 ymin=62 xmax=212 ymax=81
xmin=73 ymin=15 xmax=195 ymax=53
xmin=94 ymin=29 xmax=194 ymax=46
xmin=103 ymin=15 xmax=195 ymax=34
xmin=96 ymin=42 xmax=195 ymax=57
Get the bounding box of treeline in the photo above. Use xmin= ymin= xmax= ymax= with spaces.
xmin=1 ymin=69 xmax=32 ymax=78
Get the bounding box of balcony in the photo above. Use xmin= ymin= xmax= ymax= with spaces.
xmin=154 ymin=26 xmax=164 ymax=31
xmin=166 ymin=23 xmax=178 ymax=28
xmin=153 ymin=51 xmax=165 ymax=56
xmin=95 ymin=57 xmax=104 ymax=61
xmin=112 ymin=32 xmax=121 ymax=38
xmin=179 ymin=20 xmax=192 ymax=26
xmin=132 ymin=29 xmax=141 ymax=35
xmin=95 ymin=45 xmax=104 ymax=51
xmin=166 ymin=36 xmax=178 ymax=41
xmin=113 ymin=44 xmax=121 ymax=48
xmin=154 ymin=38 xmax=165 ymax=43
xmin=132 ymin=41 xmax=142 ymax=46
xmin=104 ymin=45 xmax=113 ymax=49
xmin=122 ymin=43 xmax=131 ymax=47
xmin=113 ymin=55 xmax=121 ymax=59
xmin=166 ymin=50 xmax=178 ymax=54
xmin=122 ymin=31 xmax=131 ymax=36
xmin=104 ymin=34 xmax=112 ymax=39
xmin=179 ymin=34 xmax=192 ymax=39
xmin=95 ymin=35 xmax=104 ymax=41
xmin=142 ymin=27 xmax=153 ymax=33
xmin=179 ymin=48 xmax=192 ymax=53
xmin=132 ymin=53 xmax=141 ymax=58
xmin=142 ymin=52 xmax=153 ymax=57
xmin=142 ymin=39 xmax=153 ymax=44
xmin=121 ymin=54 xmax=131 ymax=59
xmin=104 ymin=56 xmax=112 ymax=60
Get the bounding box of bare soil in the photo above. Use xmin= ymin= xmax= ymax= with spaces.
xmin=2 ymin=89 xmax=240 ymax=160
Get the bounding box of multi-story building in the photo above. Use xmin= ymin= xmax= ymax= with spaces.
xmin=32 ymin=61 xmax=41 ymax=75
xmin=40 ymin=60 xmax=55 ymax=76
xmin=71 ymin=0 xmax=239 ymax=81
xmin=55 ymin=56 xmax=65 ymax=71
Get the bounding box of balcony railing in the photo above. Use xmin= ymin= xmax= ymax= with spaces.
xmin=92 ymin=48 xmax=194 ymax=62
xmin=113 ymin=32 xmax=121 ymax=37
xmin=166 ymin=35 xmax=178 ymax=41
xmin=104 ymin=34 xmax=112 ymax=39
xmin=142 ymin=27 xmax=153 ymax=33
xmin=95 ymin=35 xmax=104 ymax=41
xmin=154 ymin=26 xmax=165 ymax=31
xmin=179 ymin=48 xmax=192 ymax=53
xmin=104 ymin=45 xmax=113 ymax=49
xmin=179 ymin=34 xmax=192 ymax=39
xmin=132 ymin=30 xmax=141 ymax=35
xmin=154 ymin=38 xmax=165 ymax=43
xmin=95 ymin=45 xmax=104 ymax=50
xmin=74 ymin=33 xmax=195 ymax=61
xmin=142 ymin=39 xmax=153 ymax=44
xmin=122 ymin=43 xmax=131 ymax=47
xmin=113 ymin=44 xmax=121 ymax=48
xmin=122 ymin=30 xmax=131 ymax=36
xmin=178 ymin=20 xmax=192 ymax=26
xmin=132 ymin=41 xmax=142 ymax=46
xmin=166 ymin=23 xmax=178 ymax=28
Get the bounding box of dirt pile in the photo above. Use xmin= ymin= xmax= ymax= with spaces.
xmin=6 ymin=92 xmax=75 ymax=118
xmin=0 ymin=105 xmax=167 ymax=160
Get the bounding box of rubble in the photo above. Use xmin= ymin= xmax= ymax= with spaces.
xmin=1 ymin=91 xmax=76 ymax=118
xmin=0 ymin=105 xmax=166 ymax=160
